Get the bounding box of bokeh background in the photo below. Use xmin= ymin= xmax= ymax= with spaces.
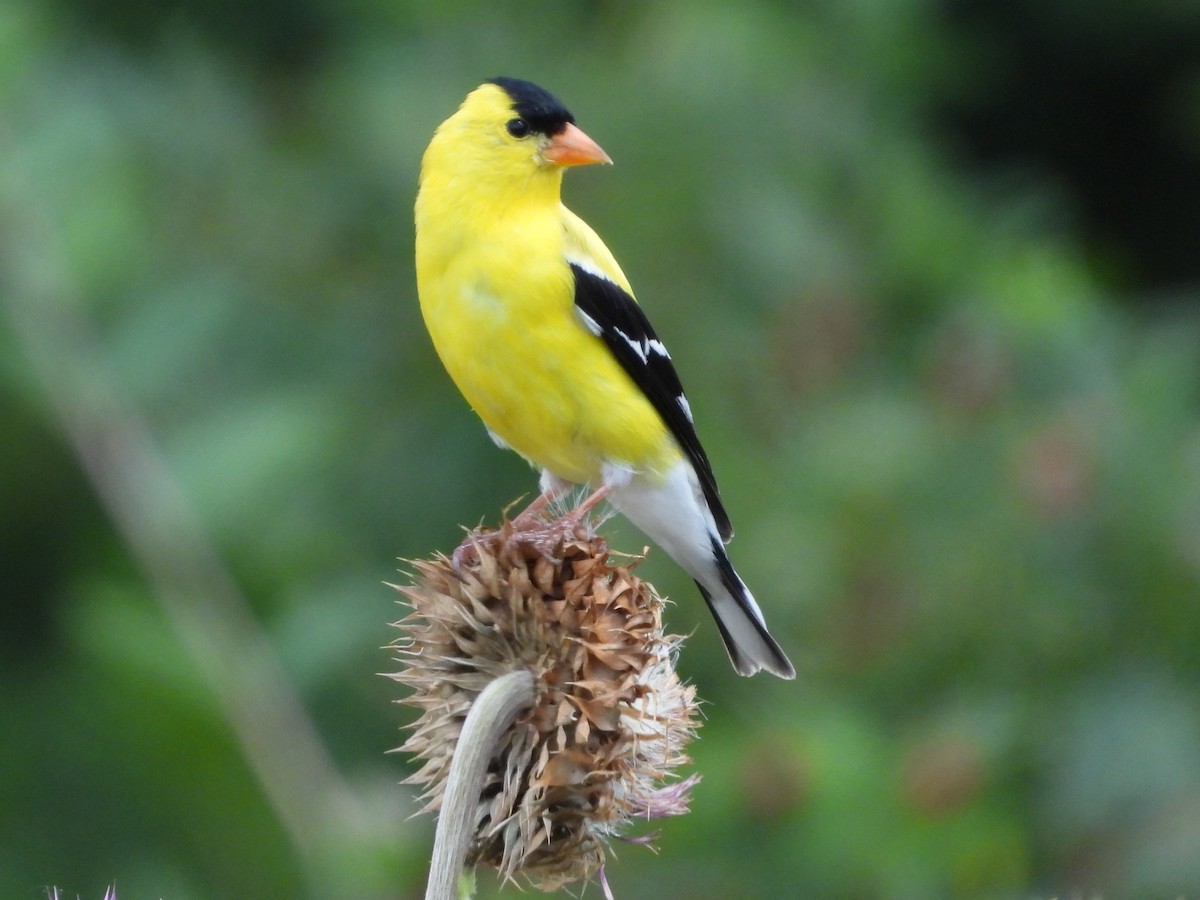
xmin=4 ymin=1 xmax=1200 ymax=897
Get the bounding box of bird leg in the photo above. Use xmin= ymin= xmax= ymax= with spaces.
xmin=454 ymin=480 xmax=575 ymax=574
xmin=554 ymin=483 xmax=612 ymax=539
xmin=451 ymin=526 xmax=498 ymax=573
xmin=456 ymin=482 xmax=612 ymax=573
xmin=511 ymin=482 xmax=613 ymax=551
xmin=572 ymin=483 xmax=613 ymax=517
xmin=508 ymin=489 xmax=559 ymax=532
xmin=517 ymin=482 xmax=613 ymax=557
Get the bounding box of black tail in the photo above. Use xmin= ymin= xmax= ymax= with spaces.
xmin=695 ymin=537 xmax=795 ymax=678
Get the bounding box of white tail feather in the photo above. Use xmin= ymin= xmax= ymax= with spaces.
xmin=606 ymin=461 xmax=795 ymax=679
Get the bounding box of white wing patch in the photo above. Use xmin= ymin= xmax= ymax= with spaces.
xmin=567 ymin=252 xmax=670 ymax=363
xmin=676 ymin=393 xmax=693 ymax=422
xmin=565 ymin=251 xmax=615 ymax=285
xmin=574 ymin=306 xmax=602 ymax=336
xmin=614 ymin=326 xmax=670 ymax=364
xmin=568 ymin=252 xmax=618 ymax=339
xmin=568 ymin=255 xmax=734 ymax=540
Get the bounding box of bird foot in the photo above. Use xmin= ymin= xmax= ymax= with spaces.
xmin=451 ymin=485 xmax=612 ymax=574
xmin=450 ymin=527 xmax=503 ymax=573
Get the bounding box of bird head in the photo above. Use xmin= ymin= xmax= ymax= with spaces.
xmin=425 ymin=77 xmax=611 ymax=184
xmin=488 ymin=77 xmax=611 ymax=169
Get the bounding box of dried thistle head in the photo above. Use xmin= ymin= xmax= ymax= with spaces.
xmin=389 ymin=517 xmax=700 ymax=892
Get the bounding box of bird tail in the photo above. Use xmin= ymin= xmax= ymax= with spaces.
xmin=694 ymin=537 xmax=796 ymax=679
xmin=608 ymin=463 xmax=796 ymax=679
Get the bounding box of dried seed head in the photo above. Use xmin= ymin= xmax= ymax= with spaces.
xmin=389 ymin=517 xmax=700 ymax=892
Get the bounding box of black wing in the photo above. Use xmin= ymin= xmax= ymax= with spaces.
xmin=570 ymin=263 xmax=732 ymax=541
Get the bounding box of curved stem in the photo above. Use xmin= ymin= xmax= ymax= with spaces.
xmin=426 ymin=669 xmax=537 ymax=900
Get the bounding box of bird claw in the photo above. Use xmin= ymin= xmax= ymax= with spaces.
xmin=450 ymin=489 xmax=605 ymax=576
xmin=450 ymin=528 xmax=500 ymax=574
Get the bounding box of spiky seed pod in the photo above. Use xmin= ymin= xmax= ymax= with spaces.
xmin=390 ymin=516 xmax=701 ymax=893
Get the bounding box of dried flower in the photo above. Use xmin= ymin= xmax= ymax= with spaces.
xmin=390 ymin=515 xmax=700 ymax=893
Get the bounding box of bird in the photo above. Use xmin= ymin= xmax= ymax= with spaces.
xmin=414 ymin=77 xmax=795 ymax=679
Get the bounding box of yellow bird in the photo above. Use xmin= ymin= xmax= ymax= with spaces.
xmin=415 ymin=77 xmax=794 ymax=678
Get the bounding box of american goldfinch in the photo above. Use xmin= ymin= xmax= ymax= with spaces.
xmin=415 ymin=77 xmax=795 ymax=679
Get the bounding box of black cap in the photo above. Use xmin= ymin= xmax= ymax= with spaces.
xmin=488 ymin=77 xmax=575 ymax=136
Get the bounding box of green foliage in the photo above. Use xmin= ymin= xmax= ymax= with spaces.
xmin=2 ymin=1 xmax=1199 ymax=897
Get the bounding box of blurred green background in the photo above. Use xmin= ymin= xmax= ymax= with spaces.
xmin=3 ymin=1 xmax=1200 ymax=897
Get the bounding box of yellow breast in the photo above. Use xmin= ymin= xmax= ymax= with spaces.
xmin=415 ymin=194 xmax=677 ymax=484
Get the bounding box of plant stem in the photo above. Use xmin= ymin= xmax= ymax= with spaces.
xmin=426 ymin=669 xmax=537 ymax=900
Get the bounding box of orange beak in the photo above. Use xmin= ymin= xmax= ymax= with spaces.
xmin=543 ymin=122 xmax=612 ymax=167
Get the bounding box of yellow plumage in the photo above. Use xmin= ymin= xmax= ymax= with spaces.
xmin=414 ymin=78 xmax=794 ymax=678
xmin=415 ymin=83 xmax=676 ymax=485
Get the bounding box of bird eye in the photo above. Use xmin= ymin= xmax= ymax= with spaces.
xmin=506 ymin=117 xmax=531 ymax=138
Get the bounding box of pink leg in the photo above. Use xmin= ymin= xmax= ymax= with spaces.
xmin=511 ymin=481 xmax=571 ymax=530
xmin=452 ymin=481 xmax=614 ymax=572
xmin=544 ymin=483 xmax=613 ymax=543
xmin=511 ymin=481 xmax=612 ymax=544
xmin=570 ymin=483 xmax=612 ymax=518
